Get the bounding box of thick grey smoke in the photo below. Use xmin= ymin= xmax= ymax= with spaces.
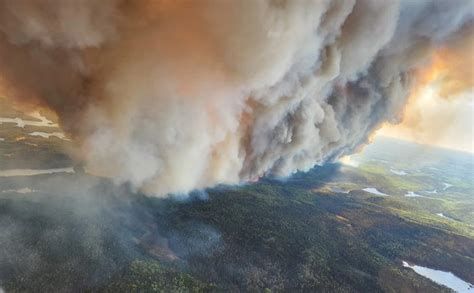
xmin=0 ymin=0 xmax=472 ymax=196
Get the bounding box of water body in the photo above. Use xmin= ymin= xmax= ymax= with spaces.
xmin=0 ymin=112 xmax=58 ymax=128
xmin=437 ymin=213 xmax=455 ymax=221
xmin=403 ymin=261 xmax=474 ymax=292
xmin=390 ymin=168 xmax=407 ymax=175
xmin=25 ymin=142 xmax=38 ymax=147
xmin=0 ymin=167 xmax=74 ymax=177
xmin=405 ymin=191 xmax=423 ymax=197
xmin=2 ymin=188 xmax=35 ymax=194
xmin=29 ymin=131 xmax=69 ymax=140
xmin=443 ymin=183 xmax=453 ymax=191
xmin=362 ymin=187 xmax=388 ymax=196
xmin=330 ymin=187 xmax=351 ymax=194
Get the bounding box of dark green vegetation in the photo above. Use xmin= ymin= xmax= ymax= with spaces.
xmin=0 ymin=100 xmax=473 ymax=292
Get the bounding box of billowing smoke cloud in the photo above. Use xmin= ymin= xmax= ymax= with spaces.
xmin=377 ymin=24 xmax=474 ymax=153
xmin=0 ymin=0 xmax=472 ymax=196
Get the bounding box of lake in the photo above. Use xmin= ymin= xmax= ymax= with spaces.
xmin=403 ymin=261 xmax=474 ymax=292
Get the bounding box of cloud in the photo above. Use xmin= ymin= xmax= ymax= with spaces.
xmin=0 ymin=0 xmax=472 ymax=196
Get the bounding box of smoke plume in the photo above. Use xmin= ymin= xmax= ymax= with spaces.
xmin=0 ymin=0 xmax=472 ymax=196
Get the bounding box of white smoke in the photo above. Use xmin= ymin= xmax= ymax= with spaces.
xmin=0 ymin=0 xmax=472 ymax=196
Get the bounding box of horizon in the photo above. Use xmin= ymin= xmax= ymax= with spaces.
xmin=0 ymin=1 xmax=473 ymax=292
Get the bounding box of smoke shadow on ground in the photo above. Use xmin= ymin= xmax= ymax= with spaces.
xmin=0 ymin=171 xmax=229 ymax=291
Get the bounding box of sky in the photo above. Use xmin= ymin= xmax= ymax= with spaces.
xmin=377 ymin=34 xmax=474 ymax=154
xmin=377 ymin=88 xmax=474 ymax=153
xmin=0 ymin=0 xmax=472 ymax=195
